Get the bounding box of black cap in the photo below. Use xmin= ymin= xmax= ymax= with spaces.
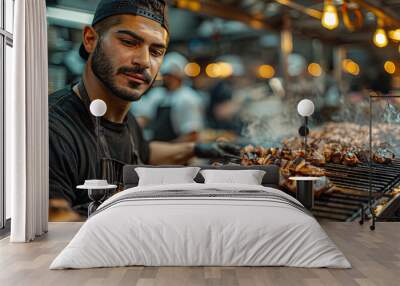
xmin=79 ymin=0 xmax=169 ymax=60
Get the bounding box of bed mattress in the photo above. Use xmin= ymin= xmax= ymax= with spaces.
xmin=50 ymin=183 xmax=351 ymax=269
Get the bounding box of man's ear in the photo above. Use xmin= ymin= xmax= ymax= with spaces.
xmin=82 ymin=26 xmax=99 ymax=56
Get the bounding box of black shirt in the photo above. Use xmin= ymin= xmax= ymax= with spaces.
xmin=207 ymin=80 xmax=242 ymax=133
xmin=49 ymin=83 xmax=150 ymax=215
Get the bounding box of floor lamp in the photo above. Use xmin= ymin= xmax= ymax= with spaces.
xmin=297 ymin=99 xmax=315 ymax=156
xmin=89 ymin=99 xmax=107 ymax=176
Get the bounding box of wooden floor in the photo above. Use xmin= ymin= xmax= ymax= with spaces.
xmin=0 ymin=222 xmax=399 ymax=286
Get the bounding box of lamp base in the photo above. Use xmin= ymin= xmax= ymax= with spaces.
xmin=296 ymin=180 xmax=314 ymax=210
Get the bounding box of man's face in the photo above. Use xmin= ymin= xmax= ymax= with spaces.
xmin=90 ymin=15 xmax=168 ymax=101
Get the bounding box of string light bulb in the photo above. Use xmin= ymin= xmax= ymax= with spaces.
xmin=321 ymin=1 xmax=339 ymax=30
xmin=388 ymin=29 xmax=400 ymax=42
xmin=373 ymin=19 xmax=388 ymax=48
xmin=373 ymin=28 xmax=388 ymax=47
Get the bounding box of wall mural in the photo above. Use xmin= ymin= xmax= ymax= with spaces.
xmin=47 ymin=0 xmax=400 ymax=223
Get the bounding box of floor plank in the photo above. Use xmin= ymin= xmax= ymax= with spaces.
xmin=0 ymin=222 xmax=399 ymax=286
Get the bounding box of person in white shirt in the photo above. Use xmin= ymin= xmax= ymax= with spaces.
xmin=131 ymin=52 xmax=204 ymax=142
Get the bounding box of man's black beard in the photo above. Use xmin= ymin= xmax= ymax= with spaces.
xmin=91 ymin=39 xmax=155 ymax=102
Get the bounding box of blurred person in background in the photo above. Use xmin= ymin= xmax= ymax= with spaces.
xmin=314 ymin=63 xmax=342 ymax=122
xmin=131 ymin=52 xmax=204 ymax=142
xmin=207 ymin=55 xmax=245 ymax=134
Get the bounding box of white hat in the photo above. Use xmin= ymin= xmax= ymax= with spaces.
xmin=288 ymin=53 xmax=306 ymax=77
xmin=160 ymin=52 xmax=188 ymax=77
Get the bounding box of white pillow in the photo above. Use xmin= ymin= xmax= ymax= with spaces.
xmin=135 ymin=167 xmax=201 ymax=186
xmin=200 ymin=169 xmax=266 ymax=185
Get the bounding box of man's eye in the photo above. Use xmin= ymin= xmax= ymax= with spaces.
xmin=151 ymin=49 xmax=164 ymax=57
xmin=121 ymin=39 xmax=139 ymax=46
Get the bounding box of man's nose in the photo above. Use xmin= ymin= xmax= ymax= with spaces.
xmin=132 ymin=46 xmax=150 ymax=69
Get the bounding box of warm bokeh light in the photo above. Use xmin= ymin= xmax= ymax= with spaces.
xmin=281 ymin=29 xmax=293 ymax=54
xmin=250 ymin=20 xmax=263 ymax=30
xmin=177 ymin=0 xmax=187 ymax=8
xmin=206 ymin=63 xmax=221 ymax=78
xmin=177 ymin=0 xmax=201 ymax=11
xmin=205 ymin=62 xmax=234 ymax=78
xmin=258 ymin=65 xmax=275 ymax=79
xmin=384 ymin=61 xmax=396 ymax=74
xmin=373 ymin=28 xmax=388 ymax=48
xmin=184 ymin=62 xmax=201 ymax=77
xmin=321 ymin=2 xmax=339 ymax=30
xmin=217 ymin=62 xmax=233 ymax=78
xmin=188 ymin=1 xmax=201 ymax=11
xmin=342 ymin=59 xmax=360 ymax=76
xmin=307 ymin=63 xmax=322 ymax=77
xmin=388 ymin=29 xmax=400 ymax=42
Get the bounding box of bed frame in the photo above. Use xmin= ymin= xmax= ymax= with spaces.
xmin=123 ymin=164 xmax=281 ymax=190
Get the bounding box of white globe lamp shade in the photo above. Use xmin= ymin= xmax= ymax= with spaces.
xmin=297 ymin=99 xmax=315 ymax=117
xmin=90 ymin=99 xmax=107 ymax=117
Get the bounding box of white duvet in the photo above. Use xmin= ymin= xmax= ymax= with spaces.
xmin=50 ymin=183 xmax=351 ymax=269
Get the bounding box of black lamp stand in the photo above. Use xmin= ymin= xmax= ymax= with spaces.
xmin=298 ymin=116 xmax=310 ymax=157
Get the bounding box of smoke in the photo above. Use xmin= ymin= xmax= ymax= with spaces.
xmin=332 ymin=96 xmax=370 ymax=125
xmin=375 ymin=100 xmax=400 ymax=154
xmin=382 ymin=102 xmax=400 ymax=124
xmin=237 ymin=80 xmax=400 ymax=155
xmin=241 ymin=114 xmax=279 ymax=146
xmin=240 ymin=97 xmax=299 ymax=146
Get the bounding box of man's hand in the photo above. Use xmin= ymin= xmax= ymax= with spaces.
xmin=149 ymin=141 xmax=242 ymax=165
xmin=194 ymin=142 xmax=241 ymax=159
xmin=49 ymin=199 xmax=85 ymax=222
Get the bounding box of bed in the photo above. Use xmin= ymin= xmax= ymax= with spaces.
xmin=50 ymin=165 xmax=351 ymax=269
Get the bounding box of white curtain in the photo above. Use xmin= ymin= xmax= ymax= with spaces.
xmin=7 ymin=0 xmax=49 ymax=242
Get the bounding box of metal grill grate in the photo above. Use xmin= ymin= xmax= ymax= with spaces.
xmin=312 ymin=159 xmax=400 ymax=221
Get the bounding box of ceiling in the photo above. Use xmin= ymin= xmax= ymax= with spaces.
xmin=168 ymin=0 xmax=400 ymax=45
xmin=46 ymin=0 xmax=203 ymax=41
xmin=45 ymin=0 xmax=400 ymax=47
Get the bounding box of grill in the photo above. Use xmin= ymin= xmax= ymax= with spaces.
xmin=312 ymin=159 xmax=400 ymax=221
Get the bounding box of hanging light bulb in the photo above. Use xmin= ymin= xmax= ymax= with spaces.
xmin=321 ymin=1 xmax=339 ymax=30
xmin=388 ymin=29 xmax=400 ymax=42
xmin=373 ymin=28 xmax=388 ymax=47
xmin=373 ymin=19 xmax=388 ymax=48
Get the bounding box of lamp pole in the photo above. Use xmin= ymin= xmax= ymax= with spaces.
xmin=297 ymin=99 xmax=314 ymax=158
xmin=90 ymin=99 xmax=107 ymax=178
xmin=304 ymin=116 xmax=308 ymax=156
xmin=96 ymin=116 xmax=100 ymax=173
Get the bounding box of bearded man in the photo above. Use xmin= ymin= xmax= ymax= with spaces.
xmin=49 ymin=0 xmax=239 ymax=221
